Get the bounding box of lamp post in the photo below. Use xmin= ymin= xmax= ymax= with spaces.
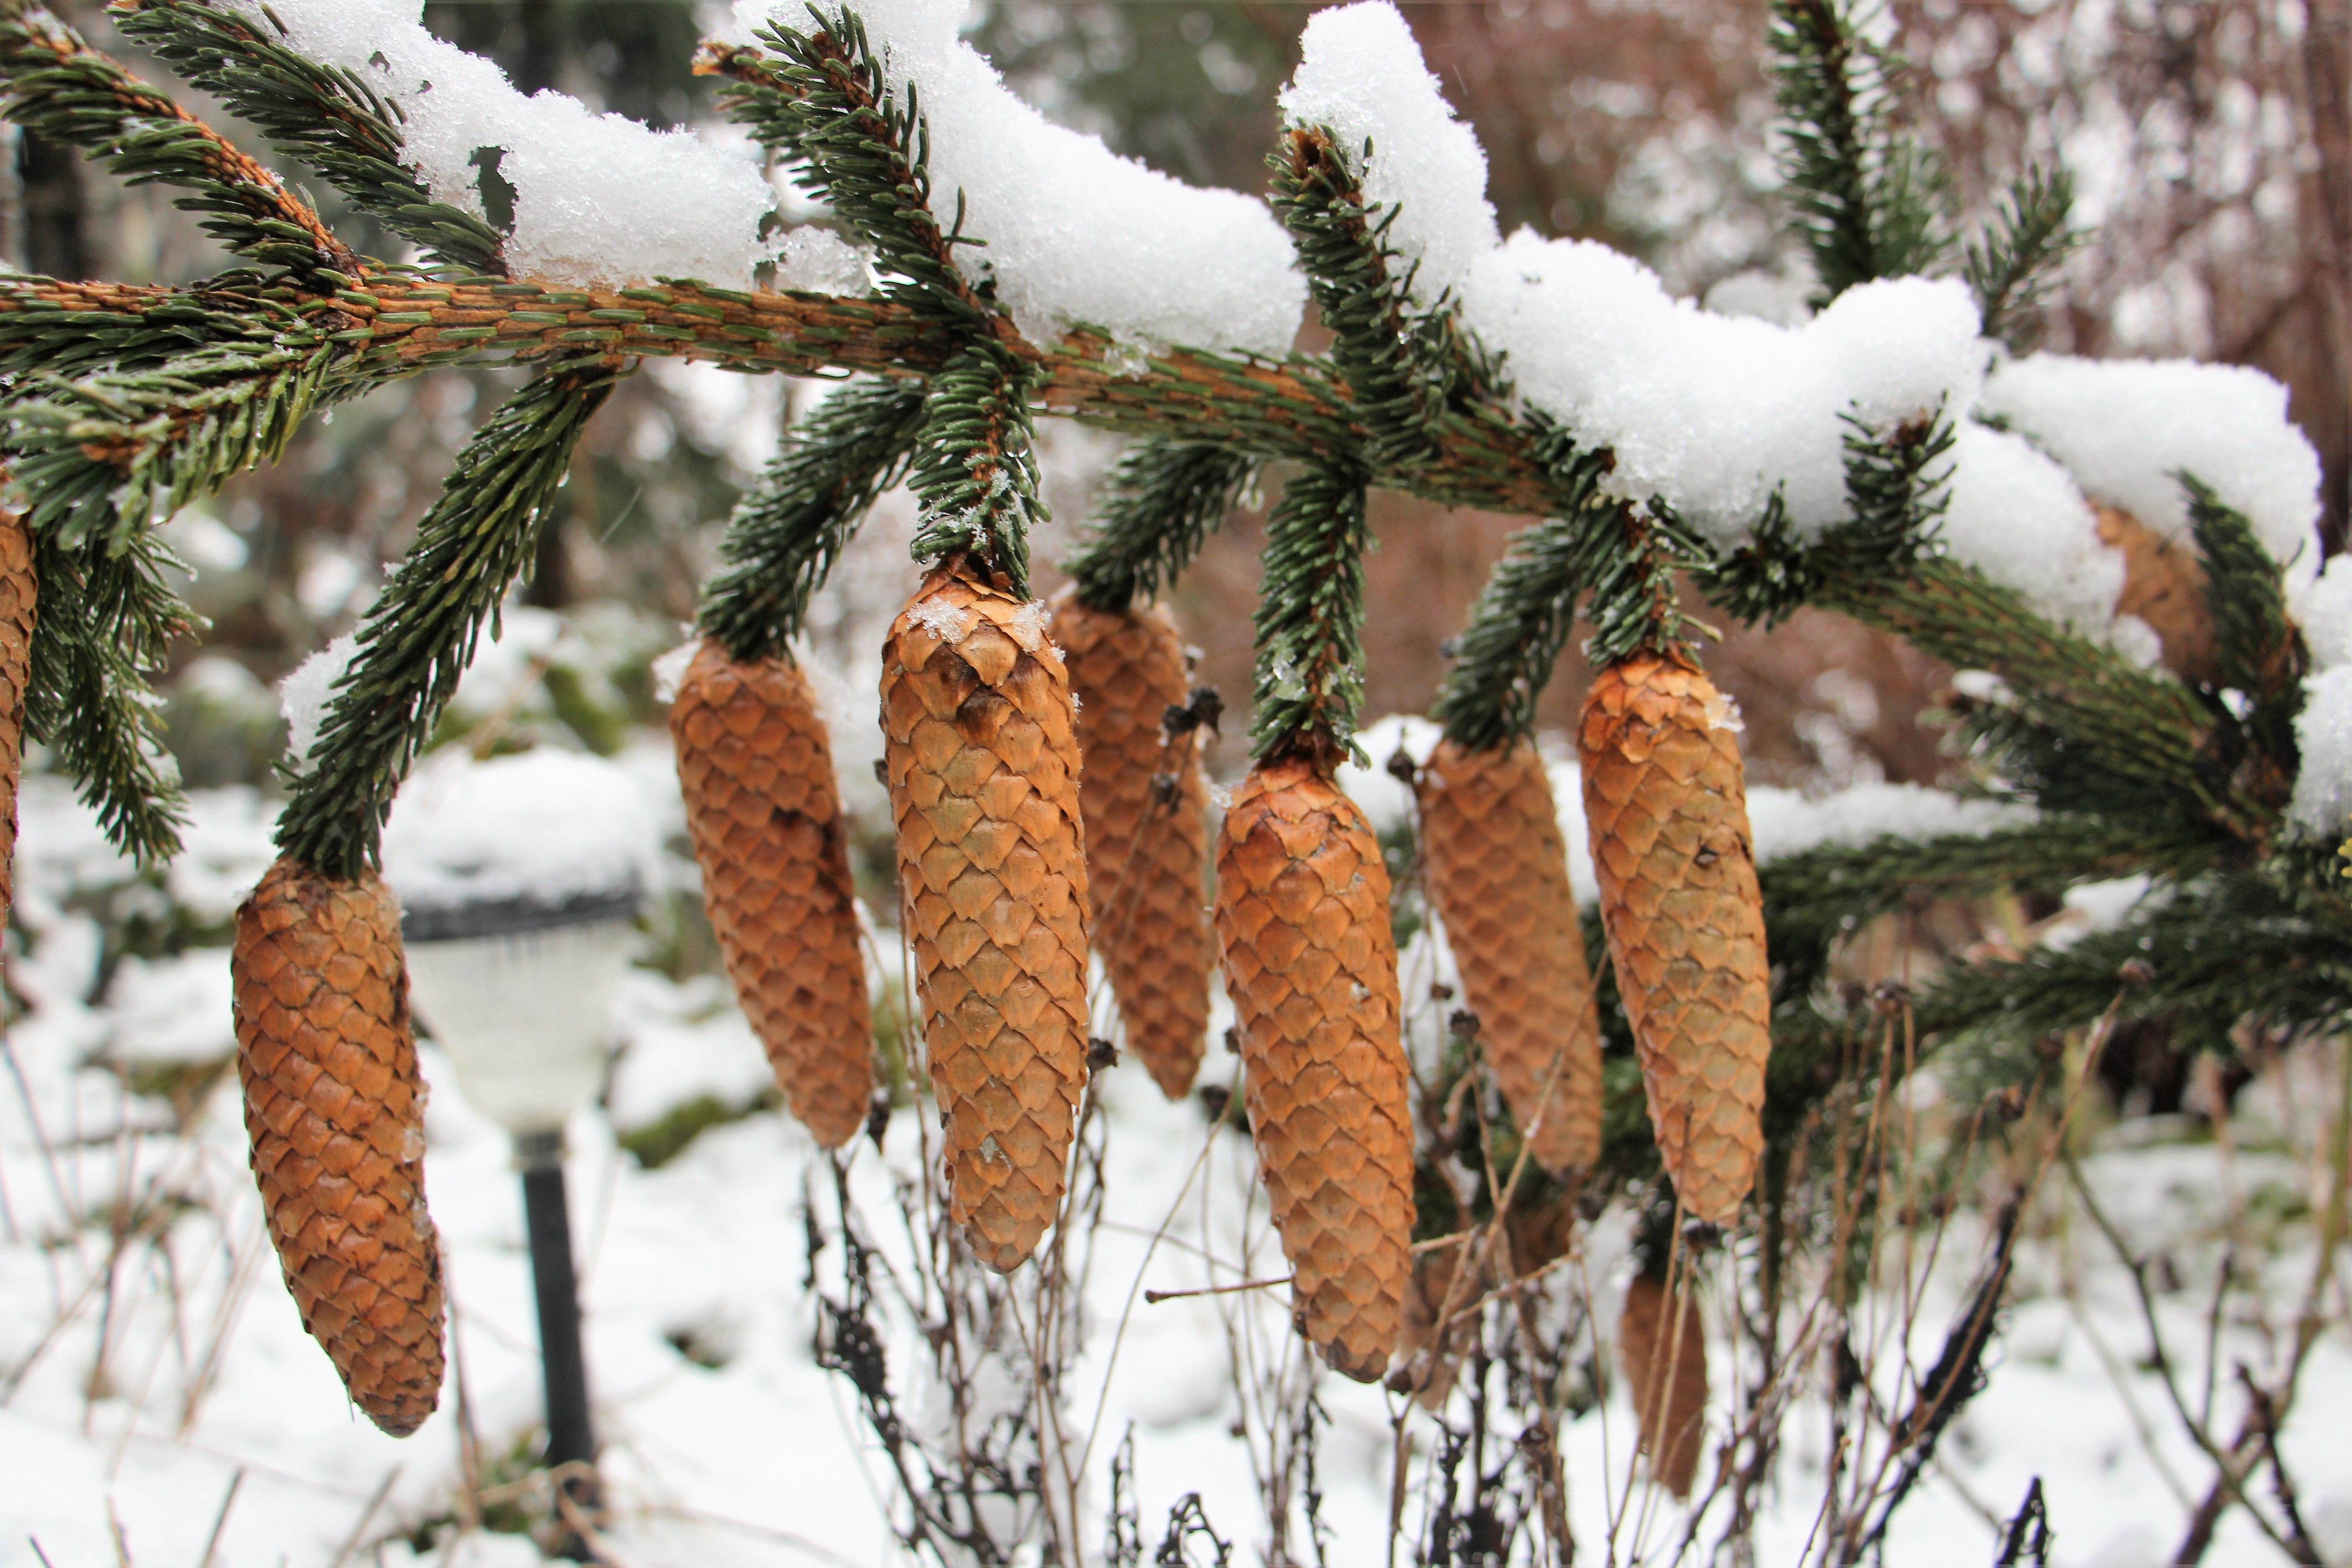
xmin=384 ymin=750 xmax=649 ymax=1557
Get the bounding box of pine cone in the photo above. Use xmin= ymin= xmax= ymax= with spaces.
xmin=671 ymin=639 xmax=872 ymax=1148
xmin=232 ymin=856 xmax=444 ymax=1436
xmin=1579 ymin=652 xmax=1769 ymax=1225
xmin=1419 ymin=738 xmax=1603 ymax=1175
xmin=1049 ymin=595 xmax=1211 ymax=1098
xmin=2096 ymin=502 xmax=2219 ymax=686
xmin=0 ymin=496 xmax=32 ymax=926
xmin=882 ymin=559 xmax=1090 ymax=1272
xmin=1618 ymin=1273 xmax=1708 ymax=1498
xmin=1214 ymin=757 xmax=1414 ymax=1382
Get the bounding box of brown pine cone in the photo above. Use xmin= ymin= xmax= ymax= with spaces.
xmin=1580 ymin=652 xmax=1770 ymax=1226
xmin=1214 ymin=757 xmax=1414 ymax=1382
xmin=671 ymin=639 xmax=872 ymax=1148
xmin=1618 ymin=1273 xmax=1708 ymax=1498
xmin=232 ymin=856 xmax=444 ymax=1436
xmin=0 ymin=495 xmax=31 ymax=927
xmin=1048 ymin=595 xmax=1210 ymax=1099
xmin=2097 ymin=502 xmax=2218 ymax=686
xmin=1419 ymin=737 xmax=1603 ymax=1175
xmin=882 ymin=559 xmax=1090 ymax=1272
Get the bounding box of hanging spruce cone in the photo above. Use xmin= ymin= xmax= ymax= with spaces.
xmin=1048 ymin=595 xmax=1211 ymax=1099
xmin=0 ymin=495 xmax=32 ymax=927
xmin=671 ymin=640 xmax=872 ymax=1148
xmin=1419 ymin=738 xmax=1603 ymax=1175
xmin=1214 ymin=757 xmax=1414 ymax=1382
xmin=1580 ymin=651 xmax=1770 ymax=1226
xmin=1618 ymin=1272 xmax=1709 ymax=1497
xmin=232 ymin=856 xmax=444 ymax=1436
xmin=2095 ymin=502 xmax=2219 ymax=686
xmin=882 ymin=558 xmax=1090 ymax=1271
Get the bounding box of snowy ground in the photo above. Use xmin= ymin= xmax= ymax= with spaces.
xmin=3 ymin=766 xmax=2349 ymax=1568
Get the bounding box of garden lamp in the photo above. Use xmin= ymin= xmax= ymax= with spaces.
xmin=383 ymin=748 xmax=652 ymax=1554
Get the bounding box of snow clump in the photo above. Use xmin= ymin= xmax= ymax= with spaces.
xmin=223 ymin=0 xmax=780 ymax=287
xmin=1746 ymin=781 xmax=2036 ymax=864
xmin=729 ymin=0 xmax=1304 ymax=356
xmin=382 ymin=747 xmax=658 ymax=916
xmin=276 ymin=634 xmax=359 ymax=770
xmin=1280 ymin=1 xmax=1499 ymax=308
xmin=1460 ymin=235 xmax=1985 ymax=542
xmin=1980 ymin=354 xmax=2324 ymax=598
xmin=1938 ymin=423 xmax=2124 ymax=642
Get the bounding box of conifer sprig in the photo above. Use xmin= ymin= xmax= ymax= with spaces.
xmin=4 ymin=329 xmax=339 ymax=550
xmin=1429 ymin=439 xmax=1616 ymax=751
xmin=1769 ymin=0 xmax=1947 ymax=302
xmin=0 ymin=1 xmax=353 ymax=279
xmin=1966 ymin=163 xmax=2078 ymax=350
xmin=274 ymin=360 xmax=625 ymax=881
xmin=699 ymin=377 xmax=926 ymax=663
xmin=1062 ymin=441 xmax=1254 ymax=612
xmin=1249 ymin=462 xmax=1372 ymax=766
xmin=24 ymin=530 xmax=196 ymax=862
xmin=108 ymin=0 xmax=506 ymax=273
xmin=1270 ymin=126 xmax=1448 ymax=470
xmin=2187 ymin=478 xmax=2303 ymax=716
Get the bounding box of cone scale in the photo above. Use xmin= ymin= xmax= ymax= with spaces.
xmin=1049 ymin=596 xmax=1212 ymax=1099
xmin=881 ymin=559 xmax=1091 ymax=1272
xmin=1419 ymin=737 xmax=1604 ymax=1175
xmin=1579 ymin=651 xmax=1770 ymax=1226
xmin=231 ymin=856 xmax=446 ymax=1436
xmin=671 ymin=639 xmax=872 ymax=1148
xmin=1213 ymin=757 xmax=1414 ymax=1382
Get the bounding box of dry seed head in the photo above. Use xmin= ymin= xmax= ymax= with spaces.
xmin=1580 ymin=652 xmax=1770 ymax=1225
xmin=882 ymin=559 xmax=1091 ymax=1272
xmin=0 ymin=497 xmax=31 ymax=926
xmin=1618 ymin=1272 xmax=1709 ymax=1498
xmin=1049 ymin=594 xmax=1212 ymax=1098
xmin=1214 ymin=757 xmax=1414 ymax=1382
xmin=1419 ymin=737 xmax=1603 ymax=1175
xmin=671 ymin=640 xmax=873 ymax=1147
xmin=232 ymin=856 xmax=445 ymax=1436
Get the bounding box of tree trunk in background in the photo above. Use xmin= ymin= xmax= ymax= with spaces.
xmin=19 ymin=129 xmax=88 ymax=282
xmin=2308 ymin=0 xmax=2352 ymax=545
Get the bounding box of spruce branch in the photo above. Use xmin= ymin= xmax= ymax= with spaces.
xmin=23 ymin=529 xmax=197 ymax=862
xmin=0 ymin=1 xmax=353 ymax=279
xmin=904 ymin=341 xmax=1045 ymax=594
xmin=698 ymin=376 xmax=925 ymax=662
xmin=1429 ymin=438 xmax=1616 ymax=750
xmin=3 ymin=328 xmax=339 ymax=550
xmin=1062 ymin=440 xmax=1254 ymax=612
xmin=1769 ymin=0 xmax=1948 ymax=302
xmin=1250 ymin=461 xmax=1372 ymax=767
xmin=1270 ymin=125 xmax=1448 ymax=470
xmin=108 ymin=0 xmax=506 ymax=273
xmin=274 ymin=359 xmax=624 ymax=881
xmin=2186 ymin=475 xmax=2304 ymax=717
xmin=1966 ymin=163 xmax=2078 ymax=351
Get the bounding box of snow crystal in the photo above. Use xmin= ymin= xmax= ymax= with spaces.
xmin=382 ymin=747 xmax=657 ymax=914
xmin=650 ymin=637 xmax=700 ymax=705
xmin=1746 ymin=781 xmax=2036 ymax=864
xmin=227 ymin=0 xmax=779 ymax=286
xmin=1939 ymin=422 xmax=2126 ymax=639
xmin=1460 ymin=234 xmax=1983 ymax=541
xmin=276 ymin=634 xmax=358 ymax=769
xmin=2290 ymin=666 xmax=2352 ymax=835
xmin=2301 ymin=557 xmax=2352 ymax=671
xmin=1980 ymin=353 xmax=2324 ymax=598
xmin=773 ymin=226 xmax=872 ymax=296
xmin=1279 ymin=1 xmax=1498 ymax=309
xmin=729 ymin=0 xmax=1303 ymax=355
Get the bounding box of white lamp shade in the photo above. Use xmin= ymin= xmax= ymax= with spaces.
xmin=406 ymin=917 xmax=635 ymax=1136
